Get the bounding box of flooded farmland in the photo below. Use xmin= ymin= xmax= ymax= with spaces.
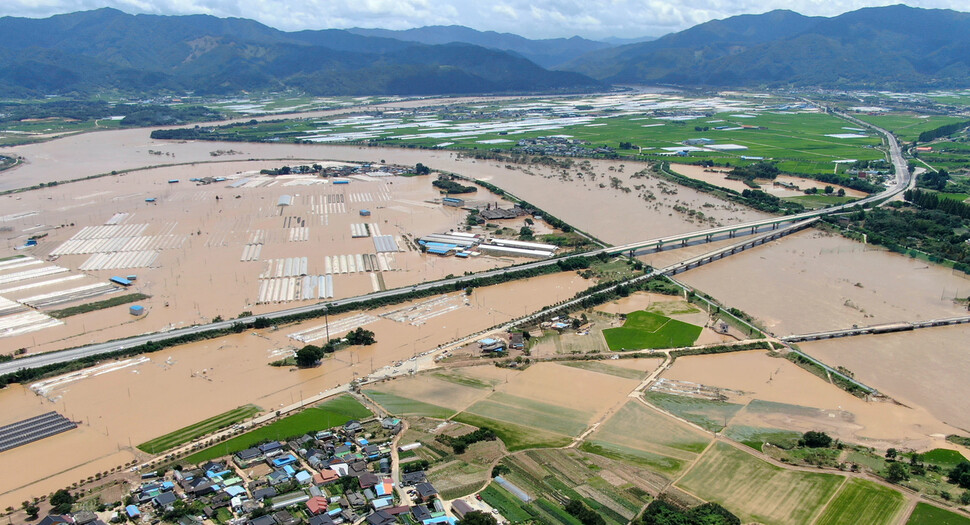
xmin=663 ymin=350 xmax=962 ymax=450
xmin=801 ymin=324 xmax=970 ymax=431
xmin=677 ymin=229 xmax=970 ymax=335
xmin=0 ymin=270 xmax=589 ymax=508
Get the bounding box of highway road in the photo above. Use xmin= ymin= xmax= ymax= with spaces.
xmin=0 ymin=108 xmax=913 ymax=377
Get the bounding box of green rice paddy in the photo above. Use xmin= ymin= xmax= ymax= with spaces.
xmin=137 ymin=404 xmax=260 ymax=453
xmin=906 ymin=502 xmax=970 ymax=525
xmin=814 ymin=478 xmax=905 ymax=525
xmin=184 ymin=395 xmax=370 ymax=463
xmin=602 ymin=311 xmax=702 ymax=350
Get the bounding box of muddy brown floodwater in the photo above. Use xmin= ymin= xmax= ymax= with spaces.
xmin=677 ymin=229 xmax=970 ymax=335
xmin=663 ymin=350 xmax=964 ymax=451
xmin=800 ymin=324 xmax=970 ymax=431
xmin=0 ymin=270 xmax=588 ymax=508
xmin=0 ymin=160 xmax=532 ymax=352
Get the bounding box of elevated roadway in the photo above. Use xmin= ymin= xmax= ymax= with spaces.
xmin=0 ymin=107 xmax=914 ymax=377
xmin=782 ymin=315 xmax=970 ymax=343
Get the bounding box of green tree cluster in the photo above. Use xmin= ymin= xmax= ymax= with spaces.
xmin=345 ymin=327 xmax=376 ymax=346
xmin=458 ymin=511 xmax=498 ymax=525
xmin=564 ymin=499 xmax=606 ymax=525
xmin=949 ymin=461 xmax=970 ymax=488
xmin=799 ymin=431 xmax=833 ymax=448
xmin=639 ymin=499 xmax=740 ymax=525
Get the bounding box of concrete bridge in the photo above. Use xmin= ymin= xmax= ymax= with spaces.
xmin=782 ymin=315 xmax=970 ymax=343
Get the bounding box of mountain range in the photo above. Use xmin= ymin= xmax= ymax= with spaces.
xmin=1 ymin=5 xmax=970 ymax=97
xmin=0 ymin=8 xmax=600 ymax=97
xmin=561 ymin=5 xmax=970 ymax=89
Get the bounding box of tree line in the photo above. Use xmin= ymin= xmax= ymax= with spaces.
xmin=918 ymin=120 xmax=970 ymax=143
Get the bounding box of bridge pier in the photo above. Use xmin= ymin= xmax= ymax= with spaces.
xmin=772 ymin=222 xmax=778 ymax=230
xmin=681 ymin=239 xmax=688 ymax=246
xmin=706 ymin=234 xmax=712 ymax=242
xmin=729 ymin=231 xmax=735 ymax=238
xmin=750 ymin=226 xmax=756 ymax=234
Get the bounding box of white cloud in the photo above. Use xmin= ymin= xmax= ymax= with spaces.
xmin=0 ymin=0 xmax=967 ymax=39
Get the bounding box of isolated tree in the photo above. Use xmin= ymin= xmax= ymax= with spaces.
xmin=824 ymin=185 xmax=834 ymax=194
xmin=295 ymin=345 xmax=324 ymax=367
xmin=837 ymin=188 xmax=846 ymax=197
xmin=885 ymin=448 xmax=898 ymax=461
xmin=799 ymin=431 xmax=832 ymax=448
xmin=519 ymin=226 xmax=534 ymax=239
xmin=887 ymin=462 xmax=909 ymax=483
xmin=345 ymin=327 xmax=376 ymax=346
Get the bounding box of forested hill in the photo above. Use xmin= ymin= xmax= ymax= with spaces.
xmin=560 ymin=5 xmax=970 ymax=89
xmin=345 ymin=26 xmax=613 ymax=68
xmin=0 ymin=8 xmax=600 ymax=97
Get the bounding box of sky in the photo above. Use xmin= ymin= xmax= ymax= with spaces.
xmin=0 ymin=0 xmax=967 ymax=39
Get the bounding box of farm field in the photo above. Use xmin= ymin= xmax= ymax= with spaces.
xmin=558 ymin=359 xmax=653 ymax=380
xmin=642 ymin=391 xmax=743 ymax=432
xmin=585 ymin=400 xmax=710 ymax=474
xmin=462 ymin=392 xmax=590 ymax=436
xmin=917 ymin=139 xmax=970 ymax=172
xmin=814 ymin=478 xmax=905 ymax=525
xmin=676 ymin=442 xmax=844 ymax=525
xmin=479 ymin=484 xmax=535 ymax=523
xmin=363 ymin=367 xmax=494 ymax=416
xmin=452 ymin=412 xmax=571 ymax=451
xmin=721 ymin=425 xmax=801 ymax=451
xmin=602 ymin=310 xmax=702 ymax=350
xmin=184 ymin=395 xmax=370 ymax=463
xmin=161 ymin=95 xmax=887 ymax=176
xmin=363 ymin=390 xmax=456 ymax=419
xmin=851 ymin=112 xmax=967 ymax=142
xmin=496 ymin=449 xmax=655 ymax=525
xmin=426 ymin=436 xmax=505 ymax=500
xmin=907 ymin=502 xmax=970 ymax=525
xmin=137 ymin=404 xmax=260 ymax=453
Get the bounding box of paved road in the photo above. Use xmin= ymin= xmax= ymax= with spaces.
xmin=0 ymin=108 xmax=911 ymax=377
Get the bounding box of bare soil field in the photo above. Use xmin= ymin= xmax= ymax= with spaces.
xmin=498 ymin=362 xmax=637 ymax=418
xmin=677 ymin=229 xmax=970 ymax=335
xmin=663 ymin=350 xmax=964 ymax=451
xmin=802 ymin=324 xmax=970 ymax=431
xmin=0 ymin=271 xmax=589 ymax=508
